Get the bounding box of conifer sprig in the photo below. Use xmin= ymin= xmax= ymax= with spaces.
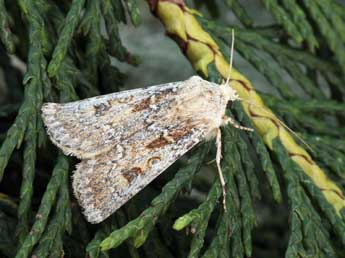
xmin=0 ymin=0 xmax=344 ymax=257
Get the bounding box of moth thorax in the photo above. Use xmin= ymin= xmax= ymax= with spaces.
xmin=219 ymin=84 xmax=239 ymax=102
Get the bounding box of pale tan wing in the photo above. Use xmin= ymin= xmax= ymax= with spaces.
xmin=73 ymin=119 xmax=209 ymax=223
xmin=72 ymin=77 xmax=229 ymax=223
xmin=41 ymin=81 xmax=184 ymax=159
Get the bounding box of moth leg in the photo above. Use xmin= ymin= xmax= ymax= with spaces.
xmin=223 ymin=116 xmax=253 ymax=131
xmin=216 ymin=128 xmax=227 ymax=211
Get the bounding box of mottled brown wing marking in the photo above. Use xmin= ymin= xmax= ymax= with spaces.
xmin=86 ymin=165 xmax=124 ymax=208
xmin=73 ymin=115 xmax=212 ymax=223
xmin=41 ymin=81 xmax=185 ymax=159
xmin=132 ymin=88 xmax=178 ymax=112
xmin=147 ymin=156 xmax=161 ymax=168
xmin=117 ymin=95 xmax=133 ymax=103
xmin=132 ymin=98 xmax=151 ymax=112
xmin=146 ymin=136 xmax=170 ymax=149
xmin=94 ymin=103 xmax=111 ymax=116
xmin=122 ymin=167 xmax=143 ymax=183
xmin=73 ymin=127 xmax=206 ymax=223
xmin=152 ymin=88 xmax=176 ymax=102
xmin=131 ymin=166 xmax=143 ymax=174
xmin=168 ymin=126 xmax=193 ymax=141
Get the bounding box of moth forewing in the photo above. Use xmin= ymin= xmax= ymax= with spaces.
xmin=41 ymin=82 xmax=181 ymax=159
xmin=42 ymin=76 xmax=237 ymax=223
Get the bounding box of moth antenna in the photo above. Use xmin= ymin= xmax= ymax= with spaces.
xmin=216 ymin=128 xmax=227 ymax=211
xmin=239 ymin=98 xmax=314 ymax=153
xmin=225 ymin=29 xmax=235 ymax=86
xmin=217 ymin=29 xmax=236 ymax=211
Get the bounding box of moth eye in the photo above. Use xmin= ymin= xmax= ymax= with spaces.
xmin=147 ymin=156 xmax=161 ymax=168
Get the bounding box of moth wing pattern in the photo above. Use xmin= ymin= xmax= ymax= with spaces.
xmin=41 ymin=81 xmax=185 ymax=159
xmin=73 ymin=121 xmax=208 ymax=223
xmin=42 ymin=76 xmax=234 ymax=223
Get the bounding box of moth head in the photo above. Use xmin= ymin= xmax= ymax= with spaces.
xmin=219 ymin=84 xmax=239 ymax=103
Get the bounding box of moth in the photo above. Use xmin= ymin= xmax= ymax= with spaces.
xmin=41 ymin=76 xmax=250 ymax=223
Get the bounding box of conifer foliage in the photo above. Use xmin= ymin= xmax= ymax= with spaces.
xmin=0 ymin=0 xmax=344 ymax=257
